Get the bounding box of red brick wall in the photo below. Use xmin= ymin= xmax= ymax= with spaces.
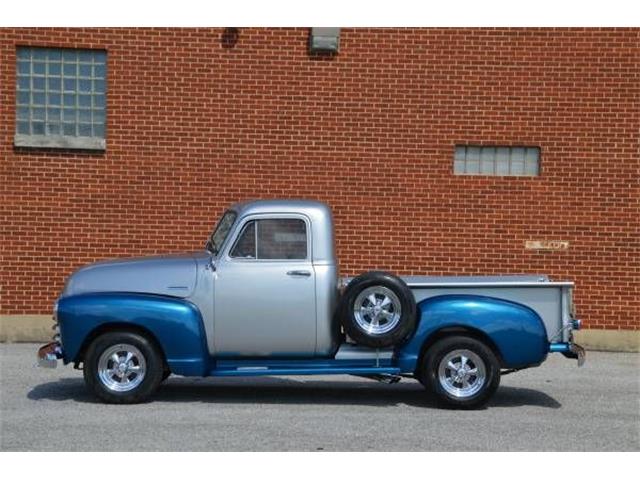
xmin=1 ymin=28 xmax=638 ymax=330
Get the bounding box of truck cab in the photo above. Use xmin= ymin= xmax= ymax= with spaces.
xmin=207 ymin=201 xmax=339 ymax=357
xmin=38 ymin=199 xmax=585 ymax=408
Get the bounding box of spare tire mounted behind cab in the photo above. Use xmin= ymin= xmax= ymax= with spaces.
xmin=337 ymin=271 xmax=417 ymax=348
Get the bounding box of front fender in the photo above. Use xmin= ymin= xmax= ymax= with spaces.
xmin=397 ymin=294 xmax=548 ymax=372
xmin=58 ymin=292 xmax=208 ymax=376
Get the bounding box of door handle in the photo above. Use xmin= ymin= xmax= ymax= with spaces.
xmin=287 ymin=270 xmax=311 ymax=277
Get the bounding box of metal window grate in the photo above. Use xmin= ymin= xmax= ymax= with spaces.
xmin=454 ymin=145 xmax=540 ymax=176
xmin=15 ymin=46 xmax=107 ymax=150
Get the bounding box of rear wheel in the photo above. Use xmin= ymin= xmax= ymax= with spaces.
xmin=419 ymin=335 xmax=500 ymax=409
xmin=83 ymin=331 xmax=164 ymax=404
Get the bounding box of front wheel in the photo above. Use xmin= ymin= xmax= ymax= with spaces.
xmin=419 ymin=336 xmax=500 ymax=409
xmin=83 ymin=331 xmax=164 ymax=404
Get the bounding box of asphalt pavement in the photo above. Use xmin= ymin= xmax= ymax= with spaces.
xmin=1 ymin=343 xmax=638 ymax=451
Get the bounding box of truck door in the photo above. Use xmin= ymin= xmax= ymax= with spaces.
xmin=213 ymin=215 xmax=317 ymax=357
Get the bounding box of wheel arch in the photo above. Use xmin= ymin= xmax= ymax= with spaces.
xmin=57 ymin=292 xmax=210 ymax=376
xmin=396 ymin=294 xmax=549 ymax=373
xmin=414 ymin=326 xmax=505 ymax=377
xmin=74 ymin=322 xmax=168 ymax=369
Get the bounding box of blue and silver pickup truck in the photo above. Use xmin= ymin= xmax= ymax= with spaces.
xmin=38 ymin=199 xmax=585 ymax=408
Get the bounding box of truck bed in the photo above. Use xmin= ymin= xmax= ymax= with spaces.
xmin=343 ymin=274 xmax=574 ymax=343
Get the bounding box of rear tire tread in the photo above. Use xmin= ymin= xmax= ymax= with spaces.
xmin=420 ymin=335 xmax=501 ymax=409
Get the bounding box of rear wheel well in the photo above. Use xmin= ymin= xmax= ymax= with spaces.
xmin=415 ymin=326 xmax=504 ymax=376
xmin=74 ymin=323 xmax=168 ymax=371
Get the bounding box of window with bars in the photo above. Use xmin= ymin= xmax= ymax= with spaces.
xmin=15 ymin=47 xmax=107 ymax=150
xmin=454 ymin=146 xmax=540 ymax=176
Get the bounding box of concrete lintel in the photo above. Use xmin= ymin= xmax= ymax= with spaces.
xmin=14 ymin=134 xmax=105 ymax=150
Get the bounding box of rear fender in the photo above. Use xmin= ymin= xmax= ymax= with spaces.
xmin=396 ymin=294 xmax=548 ymax=373
xmin=58 ymin=292 xmax=208 ymax=376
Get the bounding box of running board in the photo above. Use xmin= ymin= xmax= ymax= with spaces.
xmin=209 ymin=343 xmax=400 ymax=377
xmin=209 ymin=365 xmax=401 ymax=377
xmin=210 ymin=345 xmax=399 ymax=377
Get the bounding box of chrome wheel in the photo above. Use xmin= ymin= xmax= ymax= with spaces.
xmin=97 ymin=344 xmax=146 ymax=393
xmin=353 ymin=286 xmax=402 ymax=336
xmin=437 ymin=349 xmax=486 ymax=398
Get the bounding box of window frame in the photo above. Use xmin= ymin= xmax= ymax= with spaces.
xmin=225 ymin=214 xmax=311 ymax=263
xmin=14 ymin=46 xmax=107 ymax=151
xmin=209 ymin=210 xmax=238 ymax=257
xmin=229 ymin=220 xmax=257 ymax=259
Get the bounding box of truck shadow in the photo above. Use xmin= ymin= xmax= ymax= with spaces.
xmin=28 ymin=377 xmax=562 ymax=409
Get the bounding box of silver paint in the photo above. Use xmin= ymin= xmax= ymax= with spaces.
xmin=312 ymin=263 xmax=340 ymax=356
xmin=61 ymin=252 xmax=202 ymax=299
xmin=211 ymin=200 xmax=340 ymax=356
xmin=212 ymin=252 xmax=318 ymax=357
xmin=333 ymin=343 xmax=394 ymax=361
xmin=211 ymin=205 xmax=335 ymax=357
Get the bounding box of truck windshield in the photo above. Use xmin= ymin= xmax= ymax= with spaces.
xmin=207 ymin=210 xmax=237 ymax=255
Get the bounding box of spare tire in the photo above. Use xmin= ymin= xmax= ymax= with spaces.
xmin=338 ymin=271 xmax=417 ymax=348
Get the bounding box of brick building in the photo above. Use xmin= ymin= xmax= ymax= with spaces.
xmin=1 ymin=28 xmax=637 ymax=348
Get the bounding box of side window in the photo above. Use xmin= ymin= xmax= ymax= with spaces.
xmin=230 ymin=218 xmax=308 ymax=260
xmin=257 ymin=219 xmax=307 ymax=260
xmin=230 ymin=221 xmax=256 ymax=258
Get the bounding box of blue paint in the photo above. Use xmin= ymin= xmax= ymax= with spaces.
xmin=57 ymin=292 xmax=551 ymax=380
xmin=57 ymin=292 xmax=209 ymax=376
xmin=396 ymin=295 xmax=549 ymax=372
xmin=549 ymin=343 xmax=570 ymax=353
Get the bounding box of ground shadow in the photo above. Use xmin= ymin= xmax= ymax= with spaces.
xmin=28 ymin=377 xmax=561 ymax=409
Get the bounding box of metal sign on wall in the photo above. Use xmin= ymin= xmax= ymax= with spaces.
xmin=525 ymin=240 xmax=570 ymax=251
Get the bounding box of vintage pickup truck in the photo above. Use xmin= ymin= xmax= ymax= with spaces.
xmin=38 ymin=199 xmax=585 ymax=408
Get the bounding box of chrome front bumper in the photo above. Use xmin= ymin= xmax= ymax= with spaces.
xmin=37 ymin=342 xmax=63 ymax=368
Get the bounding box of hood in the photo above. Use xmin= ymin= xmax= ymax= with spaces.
xmin=62 ymin=252 xmax=208 ymax=299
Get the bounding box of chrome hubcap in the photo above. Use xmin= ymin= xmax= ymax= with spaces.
xmin=353 ymin=286 xmax=402 ymax=335
xmin=97 ymin=344 xmax=146 ymax=392
xmin=438 ymin=349 xmax=486 ymax=398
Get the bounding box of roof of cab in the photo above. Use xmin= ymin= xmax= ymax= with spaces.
xmin=230 ymin=199 xmax=331 ymax=218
